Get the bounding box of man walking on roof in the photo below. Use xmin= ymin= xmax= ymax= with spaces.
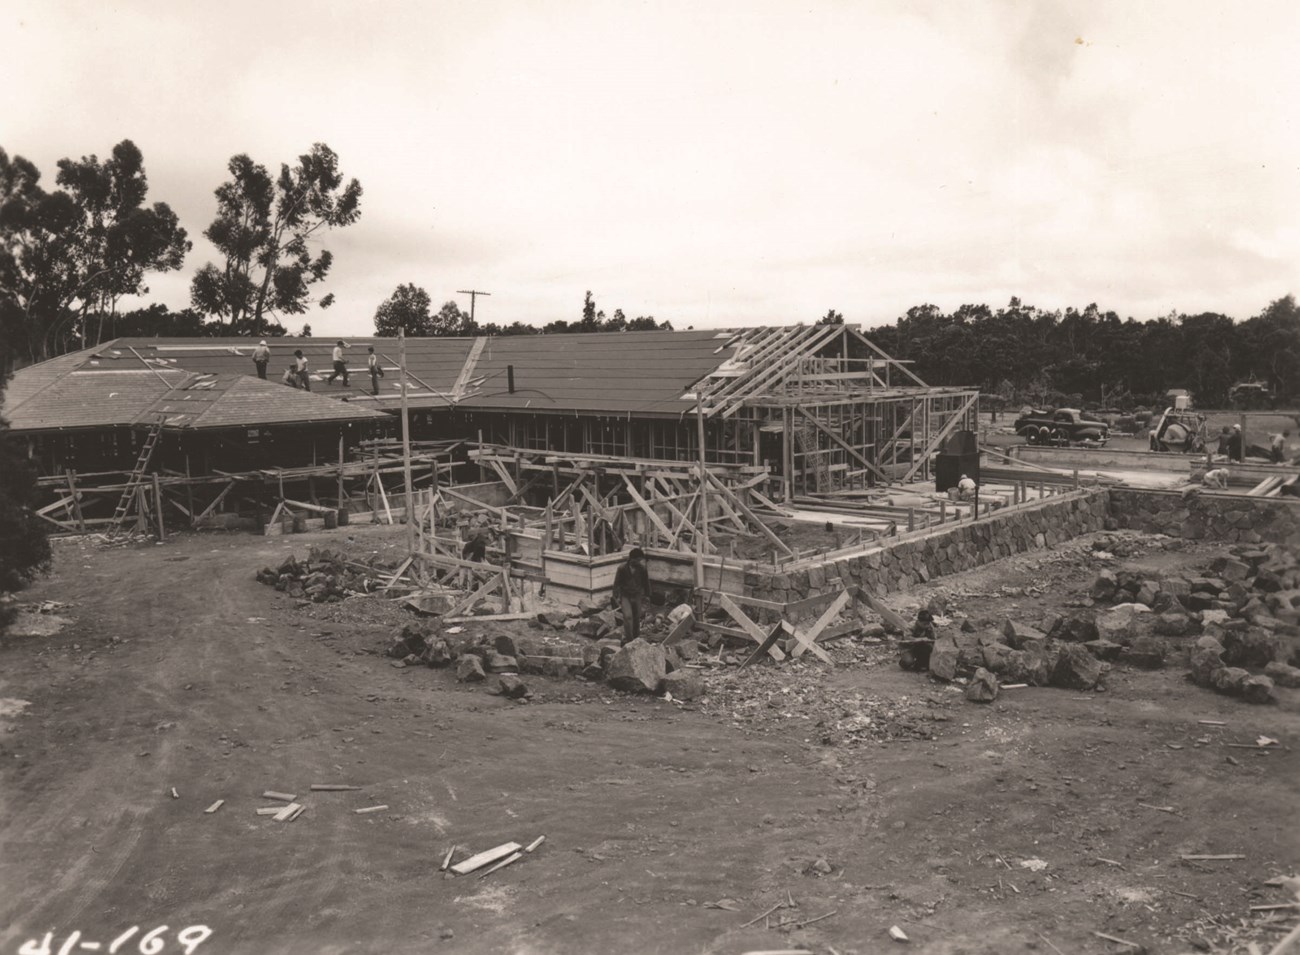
xmin=327 ymin=340 xmax=350 ymax=386
xmin=251 ymin=339 xmax=271 ymax=379
xmin=294 ymin=349 xmax=311 ymax=391
xmin=367 ymin=346 xmax=384 ymax=396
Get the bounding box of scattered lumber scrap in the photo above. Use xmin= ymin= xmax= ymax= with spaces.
xmin=449 ymin=842 xmax=522 ymax=875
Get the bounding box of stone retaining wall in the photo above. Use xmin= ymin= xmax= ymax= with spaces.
xmin=744 ymin=490 xmax=1109 ymax=610
xmin=1107 ymin=488 xmax=1300 ymax=547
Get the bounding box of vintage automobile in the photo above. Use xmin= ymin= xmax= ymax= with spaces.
xmin=1014 ymin=408 xmax=1109 ymax=446
xmin=1229 ymin=380 xmax=1273 ymax=410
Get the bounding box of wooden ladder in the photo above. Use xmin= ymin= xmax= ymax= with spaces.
xmin=110 ymin=418 xmax=164 ymax=527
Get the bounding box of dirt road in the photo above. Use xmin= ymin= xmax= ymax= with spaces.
xmin=1 ymin=526 xmax=1296 ymax=954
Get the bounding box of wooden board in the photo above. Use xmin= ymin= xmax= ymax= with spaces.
xmin=450 ymin=842 xmax=523 ymax=875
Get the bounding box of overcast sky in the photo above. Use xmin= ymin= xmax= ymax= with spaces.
xmin=3 ymin=0 xmax=1298 ymax=334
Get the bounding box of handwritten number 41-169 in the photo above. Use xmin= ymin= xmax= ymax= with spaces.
xmin=19 ymin=925 xmax=212 ymax=955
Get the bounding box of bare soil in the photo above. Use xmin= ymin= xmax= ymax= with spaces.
xmin=1 ymin=524 xmax=1297 ymax=955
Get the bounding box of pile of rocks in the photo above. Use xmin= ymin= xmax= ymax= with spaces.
xmin=1178 ymin=545 xmax=1300 ymax=703
xmin=254 ymin=547 xmax=384 ymax=602
xmin=1080 ymin=543 xmax=1300 ymax=703
xmin=901 ymin=613 xmax=1111 ymax=702
xmin=383 ymin=623 xmax=707 ymax=701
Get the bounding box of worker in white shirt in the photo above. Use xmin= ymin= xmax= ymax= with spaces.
xmin=1202 ymin=467 xmax=1230 ymax=489
xmin=367 ymin=346 xmax=384 ymax=395
xmin=956 ymin=473 xmax=977 ymax=502
xmin=327 ymin=340 xmax=350 ymax=386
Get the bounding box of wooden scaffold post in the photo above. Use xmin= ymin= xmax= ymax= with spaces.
xmin=399 ymin=329 xmax=415 ymax=552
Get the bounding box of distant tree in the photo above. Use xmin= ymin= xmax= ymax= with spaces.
xmin=627 ymin=315 xmax=669 ymax=331
xmin=0 ymin=369 xmax=51 ymax=631
xmin=373 ymin=283 xmax=432 ymax=336
xmin=108 ymin=303 xmax=212 ymax=338
xmin=190 ymin=143 xmax=361 ymax=336
xmin=817 ymin=309 xmax=844 ymax=325
xmin=1239 ymin=295 xmax=1300 ymax=402
xmin=430 ymin=300 xmax=473 ymax=336
xmin=0 ymin=141 xmax=189 ymax=362
xmin=579 ymin=290 xmax=598 ymax=330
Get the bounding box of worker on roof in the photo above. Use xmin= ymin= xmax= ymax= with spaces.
xmin=281 ymin=364 xmax=299 ymax=388
xmin=294 ymin=349 xmax=311 ymax=391
xmin=612 ymin=547 xmax=651 ymax=645
xmin=252 ymin=339 xmax=271 ymax=379
xmin=367 ymin=346 xmax=384 ymax=396
xmin=327 ymin=340 xmax=350 ymax=387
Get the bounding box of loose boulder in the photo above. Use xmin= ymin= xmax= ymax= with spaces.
xmin=1263 ymin=661 xmax=1300 ymax=688
xmin=1124 ymin=635 xmax=1168 ymax=669
xmin=928 ymin=637 xmax=961 ymax=682
xmin=661 ymin=670 xmax=705 ymax=701
xmin=1241 ymin=675 xmax=1276 ymax=705
xmin=497 ymin=674 xmax=529 ymax=699
xmin=965 ymin=668 xmax=999 ymax=703
xmin=457 ymin=655 xmax=486 ymax=683
xmin=1050 ymin=644 xmax=1105 ymax=690
xmin=605 ymin=639 xmax=667 ymax=693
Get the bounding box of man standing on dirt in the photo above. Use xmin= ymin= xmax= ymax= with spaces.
xmin=1215 ymin=426 xmax=1233 ymax=457
xmin=251 ymin=339 xmax=271 ymax=379
xmin=1227 ymin=425 xmax=1243 ymax=463
xmin=1269 ymin=430 xmax=1289 ymax=464
xmin=612 ymin=547 xmax=650 ymax=644
xmin=327 ymin=340 xmax=350 ymax=386
xmin=294 ymin=349 xmax=311 ymax=391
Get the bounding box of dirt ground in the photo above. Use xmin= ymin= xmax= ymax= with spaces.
xmin=1 ymin=524 xmax=1297 ymax=955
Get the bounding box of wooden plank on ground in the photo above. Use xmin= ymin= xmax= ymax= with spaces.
xmin=450 ymin=842 xmax=523 ymax=875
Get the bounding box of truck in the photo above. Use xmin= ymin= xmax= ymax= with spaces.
xmin=1228 ymin=380 xmax=1273 ymax=410
xmin=1013 ymin=408 xmax=1109 ymax=446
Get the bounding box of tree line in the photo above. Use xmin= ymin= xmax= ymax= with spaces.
xmin=863 ymin=297 xmax=1300 ymax=409
xmin=373 ymin=287 xmax=670 ymax=337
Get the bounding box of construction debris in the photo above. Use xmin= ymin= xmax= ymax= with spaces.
xmin=255 ymin=547 xmax=394 ymax=602
xmin=204 ymin=800 xmax=223 ymax=814
xmin=449 ymin=842 xmax=523 ymax=875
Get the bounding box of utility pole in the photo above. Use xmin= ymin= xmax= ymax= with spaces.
xmin=457 ymin=289 xmax=491 ymax=328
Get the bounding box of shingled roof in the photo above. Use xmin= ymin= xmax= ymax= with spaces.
xmin=76 ymin=330 xmax=738 ymax=417
xmin=3 ymin=353 xmax=389 ymax=433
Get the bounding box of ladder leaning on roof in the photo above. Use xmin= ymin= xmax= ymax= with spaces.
xmin=110 ymin=416 xmax=164 ymax=527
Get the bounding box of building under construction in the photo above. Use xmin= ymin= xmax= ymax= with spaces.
xmin=7 ymin=324 xmax=977 ymax=493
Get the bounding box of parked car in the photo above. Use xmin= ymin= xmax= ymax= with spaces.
xmin=1014 ymin=408 xmax=1109 ymax=446
xmin=1229 ymin=380 xmax=1273 ymax=410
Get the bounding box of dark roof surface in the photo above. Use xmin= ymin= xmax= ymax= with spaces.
xmin=3 ymin=355 xmax=389 ymax=433
xmin=66 ymin=331 xmax=737 ymax=416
